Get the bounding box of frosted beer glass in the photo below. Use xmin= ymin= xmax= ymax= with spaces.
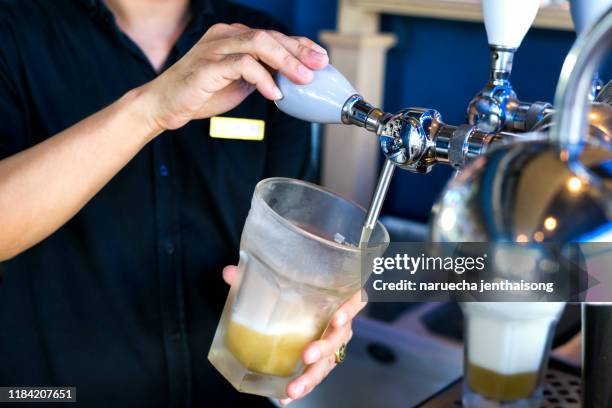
xmin=461 ymin=302 xmax=565 ymax=407
xmin=208 ymin=178 xmax=389 ymax=399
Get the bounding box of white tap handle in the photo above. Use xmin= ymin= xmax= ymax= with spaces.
xmin=482 ymin=0 xmax=540 ymax=49
xmin=274 ymin=65 xmax=357 ymax=124
xmin=570 ymin=0 xmax=612 ymax=34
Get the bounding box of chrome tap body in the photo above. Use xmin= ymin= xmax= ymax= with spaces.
xmin=467 ymin=46 xmax=553 ymax=133
xmin=339 ymin=94 xmax=524 ymax=173
xmin=376 ymin=108 xmax=524 ymax=173
xmin=341 ymin=94 xmax=392 ymax=133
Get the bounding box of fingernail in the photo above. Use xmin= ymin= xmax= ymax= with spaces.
xmin=292 ymin=383 xmax=305 ymax=398
xmin=310 ymin=43 xmax=327 ymax=55
xmin=280 ymin=398 xmax=293 ymax=406
xmin=310 ymin=50 xmax=328 ymax=61
xmin=336 ymin=312 xmax=348 ymax=326
xmin=306 ymin=349 xmax=321 ymax=364
xmin=273 ymin=86 xmax=283 ymax=100
xmin=297 ymin=64 xmax=312 ymax=79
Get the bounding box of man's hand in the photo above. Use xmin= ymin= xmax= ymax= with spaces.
xmin=140 ymin=23 xmax=329 ymax=133
xmin=222 ymin=265 xmax=366 ymax=405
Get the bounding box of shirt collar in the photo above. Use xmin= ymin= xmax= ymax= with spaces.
xmin=77 ymin=0 xmax=214 ymax=19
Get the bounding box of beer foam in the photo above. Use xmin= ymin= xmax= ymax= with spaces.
xmin=463 ymin=302 xmax=565 ymax=375
xmin=231 ymin=311 xmax=320 ymax=338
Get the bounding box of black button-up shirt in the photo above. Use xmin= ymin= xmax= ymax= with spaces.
xmin=0 ymin=1 xmax=311 ymax=407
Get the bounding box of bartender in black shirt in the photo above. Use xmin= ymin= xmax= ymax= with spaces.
xmin=0 ymin=0 xmax=363 ymax=407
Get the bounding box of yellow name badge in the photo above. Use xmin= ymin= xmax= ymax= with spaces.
xmin=209 ymin=117 xmax=265 ymax=141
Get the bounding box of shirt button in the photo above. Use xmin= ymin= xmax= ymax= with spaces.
xmin=164 ymin=241 xmax=175 ymax=255
xmin=159 ymin=164 xmax=169 ymax=177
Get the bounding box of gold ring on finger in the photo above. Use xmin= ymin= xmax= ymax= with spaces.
xmin=334 ymin=343 xmax=347 ymax=364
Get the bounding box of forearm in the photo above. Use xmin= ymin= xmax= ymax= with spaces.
xmin=0 ymin=87 xmax=160 ymax=260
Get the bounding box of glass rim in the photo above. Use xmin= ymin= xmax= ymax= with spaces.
xmin=254 ymin=177 xmax=390 ymax=254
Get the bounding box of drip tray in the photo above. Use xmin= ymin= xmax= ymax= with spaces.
xmin=275 ymin=316 xmax=463 ymax=408
xmin=417 ymin=360 xmax=581 ymax=407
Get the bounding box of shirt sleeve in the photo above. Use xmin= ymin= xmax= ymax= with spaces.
xmin=0 ymin=13 xmax=28 ymax=160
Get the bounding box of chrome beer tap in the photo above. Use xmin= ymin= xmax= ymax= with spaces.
xmin=466 ymin=45 xmax=554 ymax=133
xmin=274 ymin=65 xmax=529 ymax=239
xmin=467 ymin=0 xmax=552 ymax=133
xmin=275 ymin=66 xmax=524 ymax=175
xmin=375 ymin=108 xmax=527 ymax=173
xmin=468 ymin=0 xmax=612 ymax=133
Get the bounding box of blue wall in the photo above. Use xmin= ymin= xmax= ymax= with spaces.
xmin=230 ymin=0 xmax=607 ymax=223
xmin=231 ymin=0 xmax=337 ymax=38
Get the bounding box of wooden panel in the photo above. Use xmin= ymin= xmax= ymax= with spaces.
xmin=348 ymin=0 xmax=574 ymax=31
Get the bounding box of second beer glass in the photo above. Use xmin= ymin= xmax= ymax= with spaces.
xmin=462 ymin=302 xmax=566 ymax=407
